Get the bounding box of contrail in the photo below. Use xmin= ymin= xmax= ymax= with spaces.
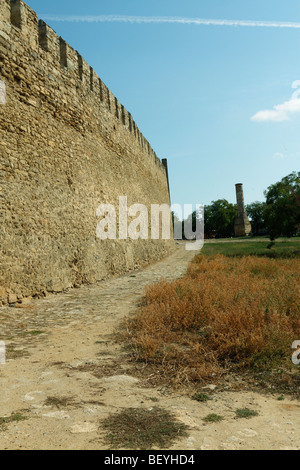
xmin=42 ymin=15 xmax=300 ymax=29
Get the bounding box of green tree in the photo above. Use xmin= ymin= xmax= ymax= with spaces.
xmin=172 ymin=211 xmax=183 ymax=239
xmin=204 ymin=199 xmax=237 ymax=238
xmin=246 ymin=201 xmax=267 ymax=235
xmin=182 ymin=207 xmax=204 ymax=240
xmin=264 ymin=172 xmax=300 ymax=240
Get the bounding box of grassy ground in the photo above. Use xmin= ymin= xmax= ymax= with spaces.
xmin=202 ymin=238 xmax=300 ymax=258
xmin=102 ymin=408 xmax=188 ymax=450
xmin=125 ymin=238 xmax=300 ymax=392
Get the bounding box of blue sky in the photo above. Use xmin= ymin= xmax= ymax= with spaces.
xmin=26 ymin=0 xmax=300 ymax=208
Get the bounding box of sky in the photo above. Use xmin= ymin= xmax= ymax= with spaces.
xmin=26 ymin=0 xmax=300 ymax=208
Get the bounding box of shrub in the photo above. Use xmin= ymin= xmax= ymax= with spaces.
xmin=126 ymin=255 xmax=300 ymax=385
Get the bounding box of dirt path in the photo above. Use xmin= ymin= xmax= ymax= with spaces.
xmin=0 ymin=243 xmax=299 ymax=450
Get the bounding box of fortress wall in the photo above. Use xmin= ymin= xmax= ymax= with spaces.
xmin=0 ymin=0 xmax=174 ymax=305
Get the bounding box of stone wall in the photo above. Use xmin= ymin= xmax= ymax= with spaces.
xmin=0 ymin=0 xmax=174 ymax=305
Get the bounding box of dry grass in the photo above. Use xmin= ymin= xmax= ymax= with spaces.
xmin=125 ymin=255 xmax=300 ymax=386
xmin=44 ymin=396 xmax=77 ymax=409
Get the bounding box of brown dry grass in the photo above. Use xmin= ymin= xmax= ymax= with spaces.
xmin=126 ymin=255 xmax=300 ymax=385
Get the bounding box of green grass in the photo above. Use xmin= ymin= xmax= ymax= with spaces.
xmin=235 ymin=408 xmax=259 ymax=419
xmin=6 ymin=346 xmax=29 ymax=360
xmin=203 ymin=414 xmax=224 ymax=423
xmin=102 ymin=407 xmax=188 ymax=450
xmin=202 ymin=239 xmax=300 ymax=259
xmin=192 ymin=393 xmax=211 ymax=403
xmin=0 ymin=412 xmax=28 ymax=431
xmin=18 ymin=330 xmax=45 ymax=338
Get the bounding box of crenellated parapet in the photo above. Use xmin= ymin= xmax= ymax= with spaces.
xmin=0 ymin=0 xmax=173 ymax=306
xmin=0 ymin=0 xmax=163 ymax=168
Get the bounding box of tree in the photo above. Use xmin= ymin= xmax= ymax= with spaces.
xmin=172 ymin=211 xmax=183 ymax=239
xmin=204 ymin=199 xmax=237 ymax=239
xmin=264 ymin=172 xmax=300 ymax=240
xmin=246 ymin=201 xmax=267 ymax=235
xmin=182 ymin=207 xmax=204 ymax=240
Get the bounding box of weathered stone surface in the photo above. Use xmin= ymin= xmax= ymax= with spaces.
xmin=0 ymin=0 xmax=174 ymax=305
xmin=235 ymin=214 xmax=252 ymax=237
xmin=0 ymin=79 xmax=5 ymax=103
xmin=234 ymin=184 xmax=252 ymax=237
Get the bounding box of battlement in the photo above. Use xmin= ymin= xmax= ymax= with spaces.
xmin=0 ymin=0 xmax=173 ymax=306
xmin=0 ymin=0 xmax=163 ymax=167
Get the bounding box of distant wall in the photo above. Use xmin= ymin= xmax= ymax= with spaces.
xmin=0 ymin=0 xmax=174 ymax=305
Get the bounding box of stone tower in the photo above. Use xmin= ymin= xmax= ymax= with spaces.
xmin=234 ymin=184 xmax=252 ymax=237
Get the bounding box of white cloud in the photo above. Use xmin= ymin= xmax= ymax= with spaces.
xmin=251 ymin=81 xmax=300 ymax=122
xmin=42 ymin=15 xmax=300 ymax=29
xmin=251 ymin=99 xmax=300 ymax=122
